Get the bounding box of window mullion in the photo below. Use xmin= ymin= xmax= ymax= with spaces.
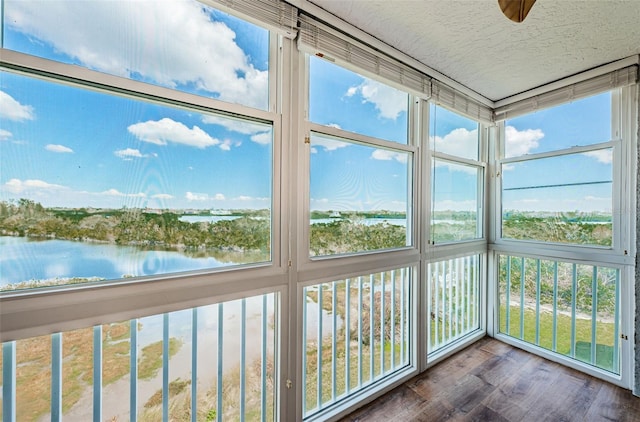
xmin=1 ymin=49 xmax=278 ymax=124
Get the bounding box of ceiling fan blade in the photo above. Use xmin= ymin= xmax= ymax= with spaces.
xmin=498 ymin=0 xmax=537 ymax=23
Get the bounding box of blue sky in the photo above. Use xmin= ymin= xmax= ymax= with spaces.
xmin=0 ymin=0 xmax=613 ymax=216
xmin=1 ymin=0 xmax=272 ymax=210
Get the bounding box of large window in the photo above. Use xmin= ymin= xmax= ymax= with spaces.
xmin=429 ymin=104 xmax=484 ymax=244
xmin=494 ymin=85 xmax=634 ymax=386
xmin=2 ymin=2 xmax=635 ymax=421
xmin=307 ymin=57 xmax=413 ymax=257
xmin=500 ymin=92 xmax=616 ymax=247
xmin=0 ymin=1 xmax=275 ymax=290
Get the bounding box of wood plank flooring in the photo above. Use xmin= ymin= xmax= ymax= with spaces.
xmin=339 ymin=337 xmax=640 ymax=422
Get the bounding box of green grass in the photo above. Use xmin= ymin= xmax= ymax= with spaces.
xmin=499 ymin=305 xmax=617 ymax=373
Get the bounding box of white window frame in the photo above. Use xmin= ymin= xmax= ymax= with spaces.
xmin=292 ymin=52 xmax=424 ymax=421
xmin=0 ymin=7 xmax=289 ymax=346
xmin=296 ymin=53 xmax=422 ymax=282
xmin=421 ymin=102 xmax=489 ymax=368
xmin=492 ymin=89 xmax=631 ymax=264
xmin=489 ymin=85 xmax=637 ymax=389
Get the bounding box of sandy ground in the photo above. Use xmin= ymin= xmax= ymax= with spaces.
xmin=34 ymin=298 xmax=338 ymax=421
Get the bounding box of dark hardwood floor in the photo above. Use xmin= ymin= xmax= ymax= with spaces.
xmin=339 ymin=337 xmax=640 ymax=422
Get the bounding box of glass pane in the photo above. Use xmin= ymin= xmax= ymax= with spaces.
xmin=13 ymin=334 xmax=53 ymax=420
xmin=498 ymin=255 xmax=620 ymax=374
xmin=502 ymin=150 xmax=612 ymax=246
xmin=505 ymin=92 xmax=611 ymax=158
xmin=431 ymin=160 xmax=481 ymax=243
xmin=3 ymin=0 xmax=270 ymax=110
xmin=0 ymin=293 xmax=278 ymax=420
xmin=302 ymin=268 xmax=411 ymax=418
xmin=0 ymin=72 xmax=272 ymax=290
xmin=427 ymin=255 xmax=481 ymax=354
xmin=309 ymin=57 xmax=409 ymax=144
xmin=309 ymin=133 xmax=411 ymax=257
xmin=429 ymin=104 xmax=479 ymax=160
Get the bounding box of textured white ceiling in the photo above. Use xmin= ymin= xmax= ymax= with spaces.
xmin=308 ymin=0 xmax=640 ymax=102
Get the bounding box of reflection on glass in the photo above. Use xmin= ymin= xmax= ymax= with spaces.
xmin=431 ymin=160 xmax=481 ymax=243
xmin=3 ymin=0 xmax=270 ymax=110
xmin=502 ymin=150 xmax=612 ymax=246
xmin=429 ymin=104 xmax=479 ymax=161
xmin=505 ymin=92 xmax=611 ymax=158
xmin=309 ymin=57 xmax=409 ymax=144
xmin=0 ymin=72 xmax=273 ymax=290
xmin=309 ymin=133 xmax=411 ymax=256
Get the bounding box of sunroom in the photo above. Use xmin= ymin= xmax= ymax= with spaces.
xmin=0 ymin=0 xmax=639 ymax=421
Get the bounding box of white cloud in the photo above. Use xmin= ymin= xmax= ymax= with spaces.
xmin=0 ymin=90 xmax=35 ymax=121
xmin=431 ymin=128 xmax=478 ymax=157
xmin=505 ymin=125 xmax=544 ymax=157
xmin=371 ymin=149 xmax=408 ymax=163
xmin=250 ymin=132 xmax=271 ymax=145
xmin=202 ymin=115 xmax=271 ymax=146
xmin=3 ymin=178 xmax=67 ymax=193
xmin=45 ymin=144 xmax=74 ymax=153
xmin=6 ymin=0 xmax=268 ymax=109
xmin=219 ymin=139 xmax=232 ymax=151
xmin=0 ymin=130 xmax=12 ymax=141
xmin=114 ymin=148 xmax=145 ymax=159
xmin=213 ymin=193 xmax=226 ymax=200
xmin=128 ymin=118 xmax=220 ymax=149
xmin=101 ymin=189 xmax=146 ymax=198
xmin=151 ymin=193 xmax=174 ymax=200
xmin=433 ymin=199 xmax=477 ymax=212
xmin=186 ymin=192 xmax=209 ymax=201
xmin=327 ymin=123 xmax=342 ymax=129
xmin=583 ymin=149 xmax=612 ymax=164
xmin=346 ymin=78 xmax=406 ymax=120
xmin=312 ymin=136 xmax=350 ymax=152
xmin=1 ymin=178 xmax=164 ymax=208
xmin=434 ymin=159 xmax=479 ymax=175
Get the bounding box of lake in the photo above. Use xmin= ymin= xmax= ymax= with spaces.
xmin=178 ymin=215 xmax=240 ymax=223
xmin=0 ymin=236 xmax=230 ymax=287
xmin=1 ymin=216 xmax=409 ymax=287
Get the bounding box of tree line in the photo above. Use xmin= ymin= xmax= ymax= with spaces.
xmin=0 ymin=199 xmax=270 ymax=252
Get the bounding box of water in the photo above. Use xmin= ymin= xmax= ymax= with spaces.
xmin=2 ymin=217 xmax=409 ymax=287
xmin=0 ymin=236 xmax=227 ymax=287
xmin=178 ymin=215 xmax=240 ymax=223
xmin=311 ymin=217 xmax=408 ymax=227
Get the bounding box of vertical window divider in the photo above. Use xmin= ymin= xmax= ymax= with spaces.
xmin=93 ymin=325 xmax=103 ymax=422
xmin=51 ymin=333 xmax=62 ymax=422
xmin=2 ymin=342 xmax=16 ymax=422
